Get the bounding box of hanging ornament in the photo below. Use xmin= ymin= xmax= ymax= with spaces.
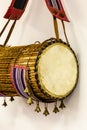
xmin=59 ymin=100 xmax=66 ymax=109
xmin=35 ymin=101 xmax=41 ymax=113
xmin=2 ymin=97 xmax=7 ymax=107
xmin=10 ymin=97 xmax=15 ymax=102
xmin=53 ymin=101 xmax=59 ymax=113
xmin=24 ymin=87 xmax=29 ymax=93
xmin=43 ymin=103 xmax=50 ymax=116
xmin=27 ymin=97 xmax=34 ymax=105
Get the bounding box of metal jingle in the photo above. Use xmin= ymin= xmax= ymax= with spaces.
xmin=10 ymin=96 xmax=14 ymax=102
xmin=43 ymin=103 xmax=49 ymax=116
xmin=53 ymin=106 xmax=59 ymax=113
xmin=35 ymin=101 xmax=41 ymax=113
xmin=27 ymin=97 xmax=34 ymax=105
xmin=2 ymin=98 xmax=7 ymax=107
xmin=59 ymin=100 xmax=66 ymax=109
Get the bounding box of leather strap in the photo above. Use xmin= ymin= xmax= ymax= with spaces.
xmin=3 ymin=19 xmax=17 ymax=46
xmin=61 ymin=20 xmax=69 ymax=45
xmin=0 ymin=17 xmax=11 ymax=37
xmin=53 ymin=16 xmax=59 ymax=40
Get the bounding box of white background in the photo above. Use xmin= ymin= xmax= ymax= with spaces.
xmin=0 ymin=0 xmax=87 ymax=130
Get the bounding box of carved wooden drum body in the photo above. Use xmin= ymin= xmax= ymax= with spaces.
xmin=0 ymin=38 xmax=79 ymax=103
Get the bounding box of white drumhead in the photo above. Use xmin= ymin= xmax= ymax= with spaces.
xmin=37 ymin=43 xmax=78 ymax=98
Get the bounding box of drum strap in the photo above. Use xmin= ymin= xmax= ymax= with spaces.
xmin=3 ymin=19 xmax=17 ymax=46
xmin=61 ymin=20 xmax=69 ymax=45
xmin=53 ymin=16 xmax=69 ymax=45
xmin=45 ymin=0 xmax=70 ymax=45
xmin=0 ymin=0 xmax=29 ymax=46
xmin=53 ymin=16 xmax=59 ymax=40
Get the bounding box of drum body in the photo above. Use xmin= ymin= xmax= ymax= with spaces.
xmin=0 ymin=39 xmax=79 ymax=102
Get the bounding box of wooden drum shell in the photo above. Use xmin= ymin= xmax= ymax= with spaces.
xmin=0 ymin=42 xmax=56 ymax=101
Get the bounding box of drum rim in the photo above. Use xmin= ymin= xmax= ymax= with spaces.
xmin=34 ymin=38 xmax=79 ymax=100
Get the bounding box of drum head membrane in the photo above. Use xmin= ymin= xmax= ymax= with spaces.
xmin=37 ymin=43 xmax=78 ymax=98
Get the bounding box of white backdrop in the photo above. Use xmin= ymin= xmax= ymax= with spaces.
xmin=0 ymin=0 xmax=87 ymax=130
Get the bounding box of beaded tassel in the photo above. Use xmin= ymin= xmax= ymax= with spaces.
xmin=59 ymin=100 xmax=66 ymax=109
xmin=53 ymin=101 xmax=59 ymax=113
xmin=43 ymin=103 xmax=49 ymax=116
xmin=2 ymin=97 xmax=7 ymax=107
xmin=27 ymin=97 xmax=33 ymax=105
xmin=35 ymin=101 xmax=41 ymax=113
xmin=10 ymin=97 xmax=14 ymax=102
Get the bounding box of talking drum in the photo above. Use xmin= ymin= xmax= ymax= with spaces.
xmin=0 ymin=38 xmax=79 ymax=103
xmin=28 ymin=38 xmax=78 ymax=102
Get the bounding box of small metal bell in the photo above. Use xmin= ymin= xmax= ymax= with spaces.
xmin=53 ymin=105 xmax=59 ymax=113
xmin=2 ymin=98 xmax=7 ymax=107
xmin=43 ymin=107 xmax=49 ymax=116
xmin=59 ymin=100 xmax=66 ymax=109
xmin=27 ymin=97 xmax=33 ymax=105
xmin=43 ymin=104 xmax=49 ymax=116
xmin=10 ymin=96 xmax=14 ymax=102
xmin=24 ymin=87 xmax=29 ymax=93
xmin=53 ymin=101 xmax=59 ymax=113
xmin=35 ymin=101 xmax=41 ymax=113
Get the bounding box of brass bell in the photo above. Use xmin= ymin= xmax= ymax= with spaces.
xmin=10 ymin=96 xmax=14 ymax=102
xmin=59 ymin=100 xmax=66 ymax=109
xmin=53 ymin=105 xmax=59 ymax=113
xmin=43 ymin=104 xmax=49 ymax=116
xmin=27 ymin=97 xmax=33 ymax=105
xmin=24 ymin=87 xmax=29 ymax=93
xmin=35 ymin=101 xmax=41 ymax=113
xmin=43 ymin=107 xmax=50 ymax=116
xmin=2 ymin=98 xmax=7 ymax=107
